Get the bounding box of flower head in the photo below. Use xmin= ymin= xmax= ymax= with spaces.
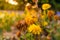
xmin=47 ymin=10 xmax=55 ymax=17
xmin=54 ymin=15 xmax=59 ymax=21
xmin=28 ymin=24 xmax=42 ymax=35
xmin=25 ymin=13 xmax=38 ymax=25
xmin=42 ymin=4 xmax=51 ymax=10
xmin=25 ymin=14 xmax=33 ymax=25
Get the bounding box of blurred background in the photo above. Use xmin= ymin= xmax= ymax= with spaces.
xmin=0 ymin=0 xmax=60 ymax=11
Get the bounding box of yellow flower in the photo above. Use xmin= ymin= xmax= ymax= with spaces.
xmin=25 ymin=14 xmax=33 ymax=25
xmin=43 ymin=21 xmax=48 ymax=26
xmin=25 ymin=13 xmax=38 ymax=25
xmin=31 ymin=9 xmax=37 ymax=14
xmin=28 ymin=24 xmax=42 ymax=35
xmin=42 ymin=4 xmax=51 ymax=10
xmin=31 ymin=11 xmax=38 ymax=22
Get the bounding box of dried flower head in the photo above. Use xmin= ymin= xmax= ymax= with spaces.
xmin=15 ymin=20 xmax=27 ymax=32
xmin=25 ymin=3 xmax=31 ymax=11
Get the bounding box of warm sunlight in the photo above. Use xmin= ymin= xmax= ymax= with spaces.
xmin=6 ymin=0 xmax=18 ymax=5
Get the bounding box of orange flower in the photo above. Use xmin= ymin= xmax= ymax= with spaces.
xmin=25 ymin=14 xmax=33 ymax=25
xmin=54 ymin=15 xmax=59 ymax=21
xmin=47 ymin=10 xmax=55 ymax=17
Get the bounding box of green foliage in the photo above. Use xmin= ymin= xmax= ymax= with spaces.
xmin=41 ymin=0 xmax=49 ymax=3
xmin=20 ymin=32 xmax=34 ymax=40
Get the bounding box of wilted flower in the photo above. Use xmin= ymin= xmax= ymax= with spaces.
xmin=28 ymin=24 xmax=42 ymax=35
xmin=15 ymin=20 xmax=27 ymax=32
xmin=25 ymin=3 xmax=31 ymax=11
xmin=42 ymin=4 xmax=51 ymax=10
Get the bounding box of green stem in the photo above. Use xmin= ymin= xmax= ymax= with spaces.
xmin=43 ymin=10 xmax=46 ymax=15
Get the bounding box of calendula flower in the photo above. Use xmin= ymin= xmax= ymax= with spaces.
xmin=31 ymin=9 xmax=37 ymax=14
xmin=43 ymin=21 xmax=48 ymax=26
xmin=31 ymin=10 xmax=38 ymax=21
xmin=28 ymin=24 xmax=42 ymax=35
xmin=54 ymin=15 xmax=59 ymax=21
xmin=25 ymin=13 xmax=38 ymax=25
xmin=42 ymin=4 xmax=51 ymax=10
xmin=47 ymin=10 xmax=55 ymax=17
xmin=25 ymin=14 xmax=33 ymax=25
